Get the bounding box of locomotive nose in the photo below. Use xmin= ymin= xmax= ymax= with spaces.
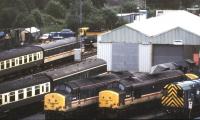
xmin=99 ymin=90 xmax=119 ymax=109
xmin=44 ymin=93 xmax=66 ymax=112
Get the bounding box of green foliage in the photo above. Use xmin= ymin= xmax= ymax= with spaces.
xmin=101 ymin=8 xmax=119 ymax=29
xmin=13 ymin=13 xmax=37 ymax=28
xmin=0 ymin=7 xmax=18 ymax=28
xmin=31 ymin=9 xmax=44 ymax=27
xmin=45 ymin=0 xmax=66 ymax=19
xmin=91 ymin=0 xmax=107 ymax=8
xmin=121 ymin=0 xmax=138 ymax=13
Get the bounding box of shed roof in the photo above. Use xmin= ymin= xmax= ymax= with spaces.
xmin=126 ymin=10 xmax=200 ymax=37
xmin=99 ymin=11 xmax=200 ymax=44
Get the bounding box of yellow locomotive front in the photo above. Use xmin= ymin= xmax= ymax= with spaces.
xmin=44 ymin=93 xmax=67 ymax=112
xmin=161 ymin=83 xmax=184 ymax=109
xmin=99 ymin=90 xmax=120 ymax=109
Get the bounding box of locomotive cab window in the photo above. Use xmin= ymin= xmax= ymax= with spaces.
xmin=65 ymin=86 xmax=71 ymax=94
xmin=9 ymin=92 xmax=15 ymax=102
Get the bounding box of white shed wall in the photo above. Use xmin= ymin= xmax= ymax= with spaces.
xmin=139 ymin=44 xmax=152 ymax=72
xmin=97 ymin=43 xmax=112 ymax=71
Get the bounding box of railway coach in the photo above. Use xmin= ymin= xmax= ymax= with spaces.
xmin=0 ymin=58 xmax=107 ymax=118
xmin=0 ymin=39 xmax=80 ymax=80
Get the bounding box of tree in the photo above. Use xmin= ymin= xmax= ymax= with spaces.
xmin=0 ymin=7 xmax=18 ymax=28
xmin=13 ymin=13 xmax=37 ymax=28
xmin=121 ymin=0 xmax=138 ymax=13
xmin=91 ymin=0 xmax=107 ymax=8
xmin=101 ymin=8 xmax=119 ymax=30
xmin=31 ymin=9 xmax=44 ymax=27
xmin=45 ymin=0 xmax=66 ymax=19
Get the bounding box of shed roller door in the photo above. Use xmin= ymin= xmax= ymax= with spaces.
xmin=153 ymin=45 xmax=184 ymax=65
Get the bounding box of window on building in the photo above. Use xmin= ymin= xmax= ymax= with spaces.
xmin=18 ymin=89 xmax=24 ymax=100
xmin=35 ymin=86 xmax=40 ymax=95
xmin=9 ymin=92 xmax=15 ymax=102
xmin=27 ymin=87 xmax=32 ymax=97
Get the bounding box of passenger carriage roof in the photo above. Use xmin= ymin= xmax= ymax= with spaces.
xmin=0 ymin=73 xmax=50 ymax=94
xmin=36 ymin=39 xmax=78 ymax=51
xmin=46 ymin=58 xmax=106 ymax=81
xmin=0 ymin=46 xmax=42 ymax=61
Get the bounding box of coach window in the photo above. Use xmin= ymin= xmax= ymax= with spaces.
xmin=0 ymin=61 xmax=3 ymax=70
xmin=29 ymin=54 xmax=33 ymax=62
xmin=27 ymin=87 xmax=32 ymax=97
xmin=18 ymin=89 xmax=24 ymax=100
xmin=24 ymin=55 xmax=27 ymax=63
xmin=33 ymin=53 xmax=37 ymax=61
xmin=0 ymin=95 xmax=2 ymax=105
xmin=41 ymin=85 xmax=45 ymax=93
xmin=37 ymin=52 xmax=40 ymax=60
xmin=35 ymin=85 xmax=40 ymax=95
xmin=45 ymin=83 xmax=50 ymax=92
xmin=19 ymin=57 xmax=23 ymax=65
xmin=15 ymin=58 xmax=19 ymax=66
xmin=6 ymin=60 xmax=10 ymax=69
xmin=9 ymin=92 xmax=15 ymax=102
xmin=11 ymin=59 xmax=15 ymax=67
xmin=4 ymin=94 xmax=8 ymax=103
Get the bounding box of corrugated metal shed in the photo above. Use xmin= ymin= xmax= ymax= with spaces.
xmin=97 ymin=10 xmax=200 ymax=72
xmin=99 ymin=11 xmax=200 ymax=45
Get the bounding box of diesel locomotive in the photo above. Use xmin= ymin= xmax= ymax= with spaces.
xmin=43 ymin=72 xmax=132 ymax=119
xmin=0 ymin=58 xmax=107 ymax=117
xmin=98 ymin=70 xmax=196 ymax=111
xmin=161 ymin=75 xmax=200 ymax=113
